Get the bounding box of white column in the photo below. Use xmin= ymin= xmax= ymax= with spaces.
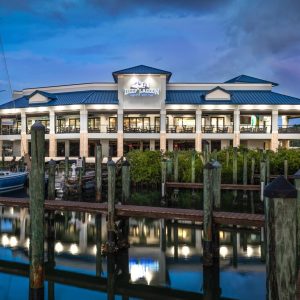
xmin=271 ymin=110 xmax=279 ymax=151
xmin=20 ymin=111 xmax=28 ymax=155
xmin=49 ymin=110 xmax=56 ymax=157
xmin=195 ymin=110 xmax=202 ymax=152
xmin=80 ymin=108 xmax=88 ymax=157
xmin=117 ymin=109 xmax=123 ymax=157
xmin=160 ymin=109 xmax=166 ymax=152
xmin=233 ymin=109 xmax=240 ymax=147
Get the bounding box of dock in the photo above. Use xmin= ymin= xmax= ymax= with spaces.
xmin=0 ymin=197 xmax=264 ymax=227
xmin=166 ymin=182 xmax=260 ymax=191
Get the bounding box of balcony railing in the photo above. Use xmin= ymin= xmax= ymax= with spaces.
xmin=167 ymin=126 xmax=195 ymax=133
xmin=56 ymin=126 xmax=80 ymax=133
xmin=240 ymin=125 xmax=270 ymax=133
xmin=27 ymin=128 xmax=50 ymax=134
xmin=0 ymin=128 xmax=21 ymax=135
xmin=202 ymin=125 xmax=233 ymax=133
xmin=278 ymin=125 xmax=300 ymax=133
xmin=88 ymin=126 xmax=117 ymax=133
xmin=124 ymin=126 xmax=160 ymax=133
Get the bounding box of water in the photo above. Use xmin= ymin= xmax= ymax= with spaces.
xmin=0 ymin=203 xmax=266 ymax=300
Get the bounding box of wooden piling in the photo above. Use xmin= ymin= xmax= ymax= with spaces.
xmin=243 ymin=150 xmax=248 ymax=186
xmin=161 ymin=158 xmax=167 ymax=199
xmin=122 ymin=159 xmax=130 ymax=204
xmin=203 ymin=142 xmax=209 ymax=164
xmin=82 ymin=156 xmax=86 ymax=175
xmin=294 ymin=169 xmax=300 ymax=270
xmin=173 ymin=150 xmax=179 ymax=182
xmin=95 ymin=214 xmax=102 ymax=277
xmin=95 ymin=145 xmax=102 ymax=202
xmin=212 ymin=160 xmax=221 ymax=210
xmin=232 ymin=147 xmax=238 ymax=185
xmin=107 ymin=158 xmax=116 ymax=252
xmin=260 ymin=160 xmax=266 ymax=201
xmin=266 ymin=153 xmax=270 ymax=184
xmin=29 ymin=121 xmax=45 ymax=300
xmin=166 ymin=158 xmax=172 ymax=180
xmin=203 ymin=162 xmax=215 ymax=266
xmin=64 ymin=156 xmax=69 ymax=180
xmin=47 ymin=159 xmax=56 ymax=201
xmin=264 ymin=176 xmax=297 ymax=300
xmin=284 ymin=159 xmax=288 ymax=179
xmin=191 ymin=151 xmax=196 ymax=184
xmin=251 ymin=157 xmax=255 ymax=185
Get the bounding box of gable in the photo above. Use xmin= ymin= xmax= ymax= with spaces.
xmin=29 ymin=93 xmax=50 ymax=104
xmin=205 ymin=87 xmax=231 ymax=101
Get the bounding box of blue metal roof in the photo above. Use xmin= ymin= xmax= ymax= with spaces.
xmin=112 ymin=65 xmax=172 ymax=82
xmin=166 ymin=90 xmax=300 ymax=105
xmin=225 ymin=75 xmax=278 ymax=86
xmin=0 ymin=90 xmax=118 ymax=109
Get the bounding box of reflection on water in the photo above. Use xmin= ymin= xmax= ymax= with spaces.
xmin=0 ymin=206 xmax=265 ymax=299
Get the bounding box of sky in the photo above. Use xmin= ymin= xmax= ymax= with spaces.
xmin=0 ymin=0 xmax=300 ymax=103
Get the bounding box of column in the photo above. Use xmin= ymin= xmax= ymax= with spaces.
xmin=160 ymin=109 xmax=166 ymax=152
xmin=117 ymin=109 xmax=123 ymax=157
xmin=195 ymin=110 xmax=202 ymax=152
xmin=233 ymin=109 xmax=240 ymax=147
xmin=167 ymin=139 xmax=173 ymax=151
xmin=150 ymin=139 xmax=155 ymax=150
xmin=271 ymin=110 xmax=279 ymax=151
xmin=21 ymin=111 xmax=28 ymax=155
xmin=49 ymin=110 xmax=56 ymax=158
xmin=80 ymin=108 xmax=88 ymax=157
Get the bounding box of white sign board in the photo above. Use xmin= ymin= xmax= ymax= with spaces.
xmin=124 ymin=80 xmax=160 ymax=97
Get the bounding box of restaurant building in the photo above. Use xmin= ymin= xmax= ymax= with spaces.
xmin=0 ymin=65 xmax=299 ymax=159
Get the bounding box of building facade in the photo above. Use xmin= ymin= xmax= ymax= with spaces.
xmin=0 ymin=65 xmax=299 ymax=160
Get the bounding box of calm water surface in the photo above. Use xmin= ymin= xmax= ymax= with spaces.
xmin=0 ymin=188 xmax=265 ymax=300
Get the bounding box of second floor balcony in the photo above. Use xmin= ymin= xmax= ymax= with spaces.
xmin=124 ymin=125 xmax=160 ymax=133
xmin=56 ymin=126 xmax=80 ymax=134
xmin=202 ymin=125 xmax=233 ymax=133
xmin=0 ymin=128 xmax=21 ymax=135
xmin=167 ymin=125 xmax=195 ymax=133
xmin=240 ymin=125 xmax=270 ymax=133
xmin=88 ymin=125 xmax=117 ymax=133
xmin=278 ymin=125 xmax=300 ymax=133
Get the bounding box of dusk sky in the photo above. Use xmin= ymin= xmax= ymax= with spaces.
xmin=0 ymin=0 xmax=299 ymax=103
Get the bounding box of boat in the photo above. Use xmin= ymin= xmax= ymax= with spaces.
xmin=0 ymin=171 xmax=28 ymax=193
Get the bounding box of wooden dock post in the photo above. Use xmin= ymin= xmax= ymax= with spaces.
xmin=203 ymin=142 xmax=209 ymax=164
xmin=95 ymin=145 xmax=102 ymax=202
xmin=166 ymin=158 xmax=172 ymax=179
xmin=82 ymin=156 xmax=86 ymax=175
xmin=29 ymin=122 xmax=45 ymax=300
xmin=212 ymin=160 xmax=222 ymax=210
xmin=122 ymin=158 xmax=130 ymax=204
xmin=161 ymin=158 xmax=167 ymax=199
xmin=95 ymin=214 xmax=102 ymax=277
xmin=232 ymin=147 xmax=238 ymax=185
xmin=260 ymin=160 xmax=266 ymax=201
xmin=191 ymin=150 xmax=196 ymax=184
xmin=284 ymin=159 xmax=288 ymax=179
xmin=226 ymin=148 xmax=229 ymax=168
xmin=243 ymin=150 xmax=248 ymax=186
xmin=203 ymin=161 xmax=215 ymax=266
xmin=264 ymin=176 xmax=297 ymax=300
xmin=47 ymin=159 xmax=56 ymax=201
xmin=173 ymin=150 xmax=179 ymax=182
xmin=266 ymin=153 xmax=270 ymax=184
xmin=64 ymin=156 xmax=69 ymax=180
xmin=251 ymin=157 xmax=255 ymax=185
xmin=294 ymin=169 xmax=300 ymax=269
xmin=107 ymin=157 xmax=116 ymax=253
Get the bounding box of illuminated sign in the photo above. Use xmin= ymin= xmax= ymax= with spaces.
xmin=124 ymin=80 xmax=160 ymax=97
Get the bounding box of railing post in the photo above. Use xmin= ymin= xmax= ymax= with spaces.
xmin=107 ymin=157 xmax=116 ymax=253
xmin=122 ymin=158 xmax=130 ymax=204
xmin=266 ymin=153 xmax=270 ymax=184
xmin=264 ymin=176 xmax=297 ymax=300
xmin=47 ymin=159 xmax=56 ymax=200
xmin=29 ymin=121 xmax=45 ymax=300
xmin=95 ymin=145 xmax=102 ymax=202
xmin=173 ymin=150 xmax=179 ymax=182
xmin=260 ymin=160 xmax=266 ymax=201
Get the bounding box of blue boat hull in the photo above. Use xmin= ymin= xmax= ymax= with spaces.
xmin=0 ymin=172 xmax=28 ymax=194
